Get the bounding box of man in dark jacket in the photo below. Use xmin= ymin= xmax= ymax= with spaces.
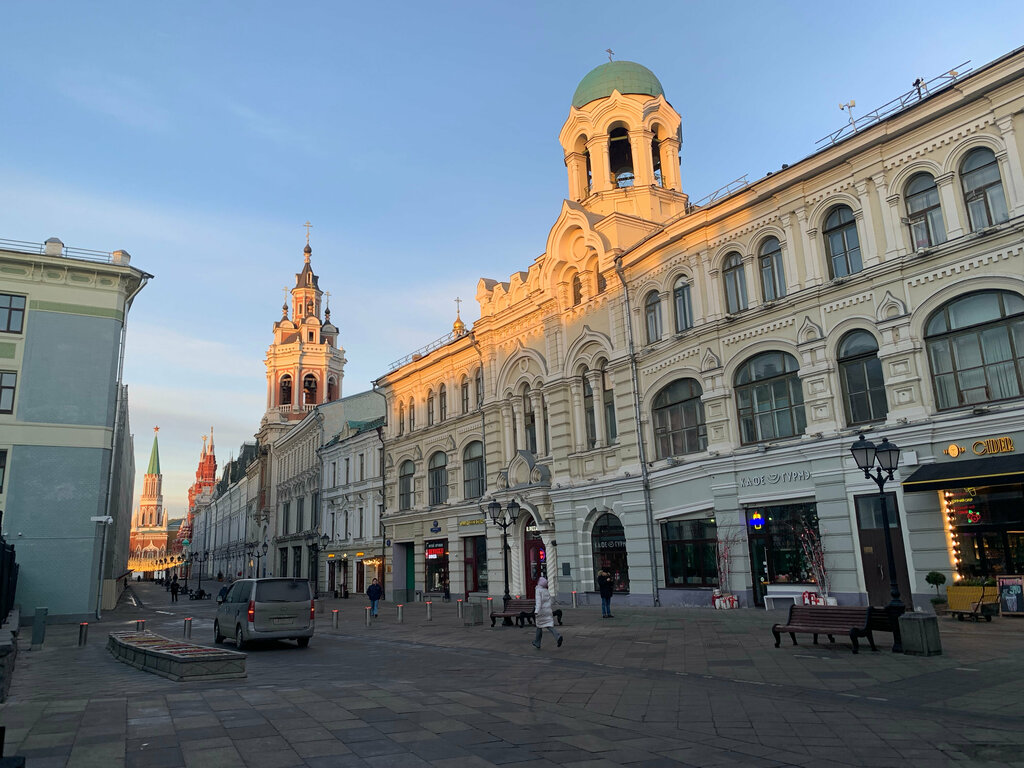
xmin=597 ymin=569 xmax=614 ymax=618
xmin=366 ymin=578 xmax=383 ymax=617
xmin=170 ymin=575 xmax=180 ymax=603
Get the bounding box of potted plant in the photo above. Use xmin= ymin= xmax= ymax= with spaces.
xmin=926 ymin=570 xmax=947 ymax=613
xmin=796 ymin=520 xmax=835 ymax=604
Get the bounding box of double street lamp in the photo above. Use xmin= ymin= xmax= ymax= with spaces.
xmin=850 ymin=432 xmax=905 ymax=652
xmin=488 ymin=498 xmax=521 ymax=621
xmin=308 ymin=533 xmax=330 ymax=598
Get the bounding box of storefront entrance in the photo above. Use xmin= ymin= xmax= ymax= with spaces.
xmin=746 ymin=503 xmax=819 ymax=607
xmin=523 ymin=529 xmax=546 ymax=599
xmin=854 ymin=493 xmax=912 ymax=607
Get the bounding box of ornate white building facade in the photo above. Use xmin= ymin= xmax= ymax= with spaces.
xmin=375 ymin=50 xmax=1024 ymax=609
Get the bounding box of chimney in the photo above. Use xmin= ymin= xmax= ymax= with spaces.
xmin=111 ymin=249 xmax=131 ymax=265
xmin=43 ymin=237 xmax=64 ymax=256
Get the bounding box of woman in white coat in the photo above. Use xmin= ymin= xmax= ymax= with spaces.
xmin=532 ymin=577 xmax=563 ymax=649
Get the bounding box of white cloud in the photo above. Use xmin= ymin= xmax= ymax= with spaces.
xmin=56 ymin=69 xmax=170 ymax=132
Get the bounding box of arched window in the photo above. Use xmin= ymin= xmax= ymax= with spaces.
xmin=609 ymin=126 xmax=634 ymax=187
xmin=428 ymin=452 xmax=448 ymax=506
xmin=303 ymin=374 xmax=317 ymax=405
xmin=651 ymin=135 xmax=663 ymax=187
xmin=523 ymin=386 xmax=537 ymax=453
xmin=427 ymin=390 xmax=435 ymax=426
xmin=439 ymin=384 xmax=447 ymax=422
xmin=475 ymin=369 xmax=484 ymax=408
xmin=961 ymin=147 xmax=1009 ymax=231
xmin=591 ymin=513 xmax=629 ymax=592
xmin=399 ymin=460 xmax=415 ymax=510
xmin=398 ymin=401 xmax=405 ymax=435
xmin=926 ymin=290 xmax=1024 ymax=409
xmin=279 ymin=374 xmax=292 ymax=406
xmin=460 ymin=378 xmax=470 ymax=414
xmin=824 ymin=205 xmax=862 ymax=278
xmin=644 ymin=291 xmax=662 ymax=344
xmin=838 ymin=331 xmax=888 ymax=425
xmin=652 ymin=378 xmax=707 ymax=458
xmin=601 ymin=366 xmax=617 ymax=443
xmin=463 ymin=441 xmax=484 ymax=499
xmin=735 ymin=351 xmax=806 ymax=444
xmin=583 ymin=370 xmax=596 ymax=449
xmin=572 ymin=274 xmax=583 ymax=306
xmin=408 ymin=398 xmax=415 ymax=431
xmin=905 ymin=173 xmax=946 ymax=248
xmin=597 ymin=271 xmax=607 ymax=294
xmin=723 ymin=252 xmax=748 ymax=313
xmin=327 ymin=376 xmax=338 ymax=402
xmin=673 ymin=277 xmax=693 ymax=332
xmin=758 ymin=237 xmax=786 ymax=302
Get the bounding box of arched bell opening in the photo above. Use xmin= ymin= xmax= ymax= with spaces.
xmin=608 ymin=125 xmax=634 ymax=188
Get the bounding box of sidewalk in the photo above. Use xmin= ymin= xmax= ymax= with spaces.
xmin=2 ymin=583 xmax=1024 ymax=767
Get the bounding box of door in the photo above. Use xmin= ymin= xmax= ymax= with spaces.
xmin=856 ymin=493 xmax=913 ymax=607
xmin=328 ymin=561 xmax=336 ymax=593
xmin=524 ymin=534 xmax=546 ymax=599
xmin=749 ymin=535 xmax=769 ymax=607
xmin=405 ymin=546 xmax=415 ymax=595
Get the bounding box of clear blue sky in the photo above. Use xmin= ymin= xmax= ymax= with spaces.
xmin=2 ymin=2 xmax=1022 ymax=517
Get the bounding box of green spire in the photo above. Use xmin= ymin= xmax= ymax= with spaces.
xmin=147 ymin=429 xmax=161 ymax=475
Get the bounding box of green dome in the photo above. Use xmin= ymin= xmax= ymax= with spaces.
xmin=571 ymin=61 xmax=665 ymax=109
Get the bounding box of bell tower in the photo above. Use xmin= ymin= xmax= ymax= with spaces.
xmin=558 ymin=60 xmax=687 ymax=222
xmin=261 ymin=236 xmax=346 ymax=430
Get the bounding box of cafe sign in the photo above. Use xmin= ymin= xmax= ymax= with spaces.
xmin=739 ymin=470 xmax=811 ymax=487
xmin=944 ymin=435 xmax=1015 ymax=458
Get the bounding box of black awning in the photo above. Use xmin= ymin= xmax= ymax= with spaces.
xmin=902 ymin=454 xmax=1024 ymax=492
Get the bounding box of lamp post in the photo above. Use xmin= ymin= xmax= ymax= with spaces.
xmin=850 ymin=432 xmax=905 ymax=652
xmin=246 ymin=542 xmax=255 ymax=578
xmin=196 ymin=551 xmax=208 ymax=597
xmin=308 ymin=533 xmax=330 ymax=598
xmin=183 ymin=553 xmax=191 ymax=592
xmin=261 ymin=540 xmax=269 ymax=577
xmin=488 ymin=498 xmax=521 ymax=623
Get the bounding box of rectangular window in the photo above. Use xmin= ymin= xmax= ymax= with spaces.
xmin=331 ymin=461 xmax=336 ymax=487
xmin=662 ymin=518 xmax=718 ymax=587
xmin=281 ymin=502 xmax=291 ymax=535
xmin=358 ymin=507 xmax=364 ymax=539
xmin=296 ymin=498 xmax=305 ymax=532
xmin=0 ymin=372 xmax=16 ymax=414
xmin=279 ymin=548 xmax=288 ymax=576
xmin=345 ymin=458 xmax=350 ymax=484
xmin=0 ymin=449 xmax=6 ymax=493
xmin=359 ymin=454 xmax=365 ymax=481
xmin=292 ymin=546 xmax=303 ymax=578
xmin=463 ymin=535 xmax=488 ymax=592
xmin=0 ymin=294 xmax=26 ymax=334
xmin=312 ymin=492 xmax=320 ymax=529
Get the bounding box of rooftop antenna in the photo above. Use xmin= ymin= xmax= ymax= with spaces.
xmin=839 ymin=100 xmax=856 ymax=129
xmin=605 ymin=48 xmax=614 ymax=62
xmin=303 ymin=220 xmax=313 ymax=244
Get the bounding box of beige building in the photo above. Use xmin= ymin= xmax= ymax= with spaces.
xmin=376 ymin=50 xmax=1024 ymax=610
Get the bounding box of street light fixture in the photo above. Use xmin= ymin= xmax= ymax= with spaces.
xmin=261 ymin=540 xmax=269 ymax=577
xmin=196 ymin=551 xmax=209 ymax=598
xmin=850 ymin=432 xmax=905 ymax=652
xmin=488 ymin=498 xmax=521 ymax=624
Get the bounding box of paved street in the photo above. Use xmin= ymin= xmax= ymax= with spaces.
xmin=3 ymin=583 xmax=1024 ymax=767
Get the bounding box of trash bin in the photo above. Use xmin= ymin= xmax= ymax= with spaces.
xmin=464 ymin=603 xmax=483 ymax=626
xmin=899 ymin=612 xmax=942 ymax=656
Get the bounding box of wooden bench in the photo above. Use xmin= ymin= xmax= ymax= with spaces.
xmin=489 ymin=598 xmax=563 ymax=627
xmin=771 ymin=605 xmax=880 ymax=654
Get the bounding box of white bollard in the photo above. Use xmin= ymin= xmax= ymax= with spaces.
xmin=571 ymin=591 xmax=578 ymax=608
xmin=397 ymin=604 xmax=404 ymax=623
xmin=332 ymin=609 xmax=339 ymax=629
xmin=135 ymin=619 xmax=146 ymax=632
xmin=457 ymin=599 xmax=464 ymax=618
xmin=183 ymin=617 xmax=192 ymax=639
xmin=365 ymin=606 xmax=371 ymax=627
xmin=425 ymin=601 xmax=432 ymax=621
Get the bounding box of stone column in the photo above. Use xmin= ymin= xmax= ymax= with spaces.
xmin=586 ymin=135 xmax=612 ymax=193
xmin=854 ymin=179 xmax=880 ymax=267
xmin=660 ymin=137 xmax=681 ymax=191
xmin=564 ymin=152 xmax=587 ymax=202
xmin=935 ymin=172 xmax=964 ymax=239
xmin=885 ymin=193 xmax=908 ymax=256
xmin=585 ymin=370 xmax=607 ymax=448
xmin=511 ymin=396 xmax=526 ymax=452
xmin=500 ymin=401 xmax=514 ymax=463
xmin=996 ymin=116 xmax=1024 ymax=214
xmin=529 ymin=391 xmax=547 ymax=456
xmin=629 ymin=129 xmax=655 ymax=187
xmin=742 ymin=257 xmax=757 ymax=309
xmin=797 ymin=209 xmax=825 ymax=287
xmin=780 ymin=212 xmax=803 ymax=292
xmin=872 ymin=173 xmax=901 ymax=261
xmin=568 ymin=379 xmax=586 ymax=453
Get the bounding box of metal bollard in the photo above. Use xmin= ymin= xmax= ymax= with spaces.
xmin=425 ymin=601 xmax=432 ymax=621
xmin=365 ymin=607 xmax=371 ymax=627
xmin=135 ymin=619 xmax=146 ymax=632
xmin=486 ymin=597 xmax=493 ymax=615
xmin=571 ymin=591 xmax=578 ymax=608
xmin=332 ymin=609 xmax=339 ymax=629
xmin=397 ymin=604 xmax=404 ymax=623
xmin=78 ymin=622 xmax=89 ymax=647
xmin=184 ymin=617 xmax=192 ymax=639
xmin=457 ymin=599 xmax=463 ymax=618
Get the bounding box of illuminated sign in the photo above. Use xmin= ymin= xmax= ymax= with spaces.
xmin=740 ymin=470 xmax=811 ymax=487
xmin=356 ymin=552 xmax=365 ymax=557
xmin=538 ymin=549 xmax=546 ymax=562
xmin=425 ymin=548 xmax=445 ymax=560
xmin=459 ymin=519 xmax=485 ymax=527
xmin=327 ymin=554 xmax=335 ymax=559
xmin=946 ymin=436 xmax=1015 ymax=457
xmin=749 ymin=512 xmax=764 ymax=530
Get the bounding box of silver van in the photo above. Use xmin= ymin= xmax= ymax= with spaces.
xmin=214 ymin=578 xmax=314 ymax=649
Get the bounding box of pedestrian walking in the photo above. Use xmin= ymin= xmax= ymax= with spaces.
xmin=597 ymin=568 xmax=614 ymax=618
xmin=366 ymin=578 xmax=383 ymax=617
xmin=170 ymin=575 xmax=180 ymax=603
xmin=531 ymin=577 xmax=562 ymax=649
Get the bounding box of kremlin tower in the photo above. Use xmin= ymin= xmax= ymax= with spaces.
xmin=128 ymin=428 xmax=172 ymax=573
xmin=177 ymin=428 xmax=218 ymax=547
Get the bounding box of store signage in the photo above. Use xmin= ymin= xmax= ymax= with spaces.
xmin=945 ymin=436 xmax=1015 ymax=458
xmin=459 ymin=519 xmax=485 ymax=527
xmin=430 ymin=519 xmax=442 ymax=533
xmin=385 ymin=539 xmax=392 ymax=547
xmin=739 ymin=470 xmax=811 ymax=487
xmin=526 ymin=525 xmax=539 ymax=532
xmin=356 ymin=552 xmax=365 ymax=557
xmin=595 ymin=540 xmax=626 ymax=550
xmin=425 ymin=547 xmax=445 ymax=560
xmin=749 ymin=511 xmax=764 ymax=530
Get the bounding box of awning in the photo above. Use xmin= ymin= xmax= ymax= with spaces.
xmin=902 ymin=454 xmax=1024 ymax=492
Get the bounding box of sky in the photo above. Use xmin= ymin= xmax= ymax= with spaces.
xmin=2 ymin=2 xmax=1023 ymax=518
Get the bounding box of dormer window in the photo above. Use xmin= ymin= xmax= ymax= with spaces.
xmin=308 ymin=331 xmax=314 ymax=342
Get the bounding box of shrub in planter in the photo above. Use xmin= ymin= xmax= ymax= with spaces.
xmin=926 ymin=570 xmax=947 ymax=599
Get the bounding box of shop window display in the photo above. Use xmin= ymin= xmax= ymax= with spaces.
xmin=591 ymin=513 xmax=629 ymax=592
xmin=662 ymin=518 xmax=718 ymax=587
xmin=425 ymin=539 xmax=449 ymax=593
xmin=746 ymin=503 xmax=820 ymax=605
xmin=944 ymin=484 xmax=1024 ymax=578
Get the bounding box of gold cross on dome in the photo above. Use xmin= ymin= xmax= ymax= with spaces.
xmin=324 ymin=290 xmax=331 ymax=307
xmin=303 ymin=221 xmax=313 ymax=244
xmin=455 ymin=296 xmax=462 ymax=315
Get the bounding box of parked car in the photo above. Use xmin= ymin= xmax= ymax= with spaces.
xmin=214 ymin=577 xmax=314 ymax=649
